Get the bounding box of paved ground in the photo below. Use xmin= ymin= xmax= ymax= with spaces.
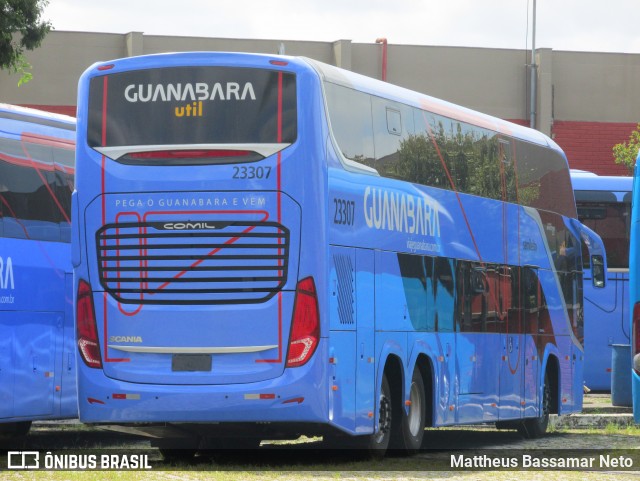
xmin=553 ymin=392 xmax=635 ymax=429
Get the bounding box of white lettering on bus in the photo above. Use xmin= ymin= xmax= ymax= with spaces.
xmin=124 ymin=82 xmax=257 ymax=102
xmin=0 ymin=256 xmax=15 ymax=290
xmin=364 ymin=186 xmax=441 ymax=237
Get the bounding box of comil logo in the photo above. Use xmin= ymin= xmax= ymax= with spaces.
xmin=162 ymin=222 xmax=221 ymax=231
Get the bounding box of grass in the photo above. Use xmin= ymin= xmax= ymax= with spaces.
xmin=3 ymin=468 xmax=640 ymax=481
xmin=4 ymin=420 xmax=639 ymax=480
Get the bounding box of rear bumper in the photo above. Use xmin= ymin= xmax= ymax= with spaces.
xmin=78 ymin=340 xmax=329 ymax=425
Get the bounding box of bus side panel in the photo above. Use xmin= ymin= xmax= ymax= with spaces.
xmin=10 ymin=311 xmax=56 ymax=418
xmin=328 ymin=246 xmax=357 ymax=432
xmin=583 ymin=270 xmax=629 ymax=391
xmin=327 ymin=247 xmax=376 ymax=435
xmin=328 ymin=330 xmax=356 ymax=432
xmin=0 ymin=321 xmax=14 ymax=418
xmin=355 ymin=248 xmax=375 ymax=434
xmin=60 ymin=272 xmax=78 ymax=418
xmin=0 ymin=238 xmax=69 ymax=422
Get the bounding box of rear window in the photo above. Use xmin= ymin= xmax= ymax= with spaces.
xmin=87 ymin=67 xmax=297 ymax=148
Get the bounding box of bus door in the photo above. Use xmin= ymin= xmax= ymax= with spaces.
xmin=522 ymin=266 xmax=541 ymax=417
xmin=498 ymin=264 xmax=525 ymax=420
xmin=572 ymin=220 xmax=607 ymax=401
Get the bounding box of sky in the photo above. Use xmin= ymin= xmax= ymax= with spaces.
xmin=43 ymin=0 xmax=640 ymax=54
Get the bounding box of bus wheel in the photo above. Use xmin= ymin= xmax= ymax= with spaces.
xmin=395 ymin=368 xmax=426 ymax=453
xmin=365 ymin=374 xmax=393 ymax=457
xmin=518 ymin=372 xmax=550 ymax=439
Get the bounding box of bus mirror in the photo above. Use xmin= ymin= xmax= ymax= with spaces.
xmin=591 ymin=255 xmax=605 ymax=288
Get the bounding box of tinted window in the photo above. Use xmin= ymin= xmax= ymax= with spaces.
xmin=325 ymin=83 xmax=374 ymax=166
xmin=515 ymin=141 xmax=576 ymax=218
xmin=372 ymin=97 xmax=414 ymax=179
xmin=0 ymin=136 xmax=74 ymax=242
xmin=325 ymin=82 xmax=576 ymax=218
xmin=577 ymin=199 xmax=630 ymax=269
xmin=88 ymin=67 xmax=297 ymax=148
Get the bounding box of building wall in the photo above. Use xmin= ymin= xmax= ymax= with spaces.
xmin=1 ymin=30 xmax=638 ymax=176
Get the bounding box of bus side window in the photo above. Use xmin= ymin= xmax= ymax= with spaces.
xmin=325 ymin=83 xmax=375 ymax=167
xmin=498 ymin=138 xmax=518 ymax=203
xmin=523 ymin=266 xmax=540 ymax=336
xmin=372 ymin=98 xmax=414 ymax=180
xmin=434 ymin=256 xmax=455 ymax=333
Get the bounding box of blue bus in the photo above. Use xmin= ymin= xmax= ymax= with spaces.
xmin=0 ymin=104 xmax=77 ymax=437
xmin=73 ymin=52 xmax=604 ymax=456
xmin=571 ymin=171 xmax=632 ymax=391
xmin=629 ymin=151 xmax=640 ymax=423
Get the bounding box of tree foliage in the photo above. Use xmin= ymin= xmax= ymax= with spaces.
xmin=612 ymin=123 xmax=640 ymax=174
xmin=0 ymin=0 xmax=51 ymax=85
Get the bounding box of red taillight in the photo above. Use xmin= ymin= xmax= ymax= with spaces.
xmin=286 ymin=277 xmax=320 ymax=368
xmin=77 ymin=280 xmax=102 ymax=369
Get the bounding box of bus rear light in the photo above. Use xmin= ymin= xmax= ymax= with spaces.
xmin=286 ymin=277 xmax=320 ymax=368
xmin=633 ymin=303 xmax=640 ymax=374
xmin=112 ymin=393 xmax=140 ymax=400
xmin=77 ymin=280 xmax=102 ymax=369
xmin=243 ymin=393 xmax=276 ymax=400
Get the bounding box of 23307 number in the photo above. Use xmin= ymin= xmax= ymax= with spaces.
xmin=333 ymin=198 xmax=355 ymax=226
xmin=232 ymin=166 xmax=272 ymax=180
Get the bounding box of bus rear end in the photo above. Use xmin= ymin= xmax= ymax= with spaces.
xmin=73 ymin=53 xmax=329 ymax=435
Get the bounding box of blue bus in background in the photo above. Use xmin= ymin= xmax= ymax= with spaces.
xmin=629 ymin=151 xmax=640 ymax=423
xmin=73 ymin=52 xmax=604 ymax=457
xmin=0 ymin=104 xmax=77 ymax=438
xmin=571 ymin=171 xmax=632 ymax=391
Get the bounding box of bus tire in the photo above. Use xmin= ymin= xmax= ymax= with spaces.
xmin=394 ymin=368 xmax=426 ymax=453
xmin=363 ymin=373 xmax=393 ymax=457
xmin=518 ymin=372 xmax=550 ymax=439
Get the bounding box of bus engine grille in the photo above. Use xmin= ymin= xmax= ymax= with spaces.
xmin=95 ymin=220 xmax=290 ymax=305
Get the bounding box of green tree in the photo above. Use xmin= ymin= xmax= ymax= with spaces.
xmin=0 ymin=0 xmax=51 ymax=85
xmin=612 ymin=123 xmax=640 ymax=174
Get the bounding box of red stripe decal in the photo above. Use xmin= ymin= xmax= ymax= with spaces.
xmin=99 ymin=76 xmax=129 ymax=363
